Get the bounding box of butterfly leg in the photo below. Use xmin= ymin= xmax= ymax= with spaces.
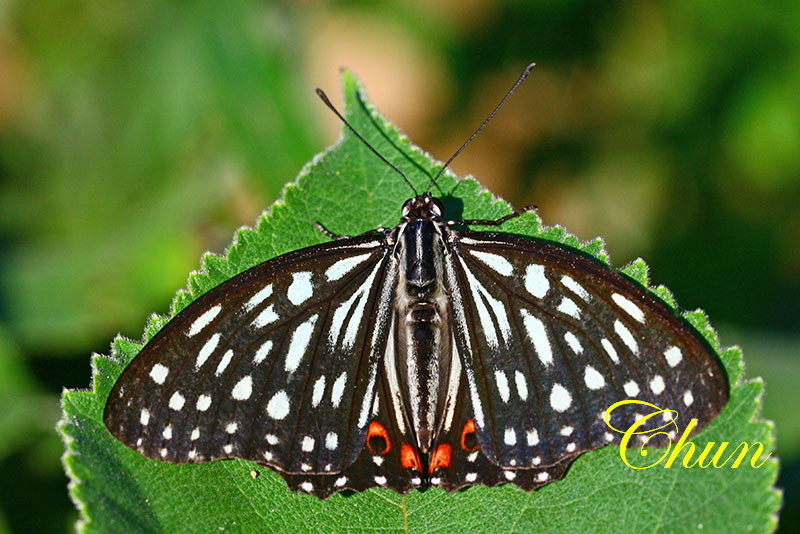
xmin=314 ymin=221 xmax=350 ymax=240
xmin=314 ymin=221 xmax=392 ymax=240
xmin=448 ymin=204 xmax=538 ymax=227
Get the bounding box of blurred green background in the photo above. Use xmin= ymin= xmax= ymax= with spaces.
xmin=0 ymin=1 xmax=797 ymax=532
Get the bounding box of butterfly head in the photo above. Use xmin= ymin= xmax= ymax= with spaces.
xmin=401 ymin=194 xmax=444 ymax=222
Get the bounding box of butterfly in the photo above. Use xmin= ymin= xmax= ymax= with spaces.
xmin=104 ymin=64 xmax=729 ymax=499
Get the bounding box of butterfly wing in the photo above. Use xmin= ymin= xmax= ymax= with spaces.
xmin=281 ymin=313 xmax=423 ymax=498
xmin=443 ymin=230 xmax=728 ymax=470
xmin=431 ymin=334 xmax=577 ymax=491
xmin=104 ymin=233 xmax=398 ymax=476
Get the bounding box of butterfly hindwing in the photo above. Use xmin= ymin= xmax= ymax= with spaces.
xmin=104 ymin=233 xmax=398 ymax=475
xmin=445 ymin=231 xmax=728 ymax=469
xmin=431 ymin=345 xmax=577 ymax=492
xmin=282 ymin=318 xmax=423 ymax=498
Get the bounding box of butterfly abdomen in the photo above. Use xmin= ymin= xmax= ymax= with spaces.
xmin=392 ymin=210 xmax=456 ymax=454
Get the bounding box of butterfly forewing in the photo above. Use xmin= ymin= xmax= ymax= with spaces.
xmin=104 ymin=233 xmax=397 ymax=475
xmin=444 ymin=231 xmax=728 ymax=470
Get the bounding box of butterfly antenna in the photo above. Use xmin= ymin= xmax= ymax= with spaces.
xmin=316 ymin=88 xmax=418 ymax=196
xmin=426 ymin=62 xmax=536 ymax=193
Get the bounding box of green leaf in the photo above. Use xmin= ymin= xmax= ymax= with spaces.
xmin=60 ymin=71 xmax=780 ymax=533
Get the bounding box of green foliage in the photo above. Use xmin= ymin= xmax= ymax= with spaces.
xmin=60 ymin=72 xmax=779 ymax=533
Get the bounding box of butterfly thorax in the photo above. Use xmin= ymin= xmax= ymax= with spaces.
xmin=392 ymin=195 xmax=454 ymax=453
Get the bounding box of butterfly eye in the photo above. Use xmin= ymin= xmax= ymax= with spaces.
xmin=430 ymin=197 xmax=443 ymax=218
xmin=401 ymin=199 xmax=413 ymax=218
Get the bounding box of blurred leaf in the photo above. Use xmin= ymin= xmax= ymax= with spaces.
xmin=0 ymin=324 xmax=46 ymax=460
xmin=60 ymin=71 xmax=778 ymax=532
xmin=0 ymin=1 xmax=320 ymax=353
xmin=727 ymin=328 xmax=800 ymax=461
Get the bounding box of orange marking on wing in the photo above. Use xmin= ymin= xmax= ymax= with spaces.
xmin=366 ymin=421 xmax=392 ymax=455
xmin=460 ymin=418 xmax=480 ymax=452
xmin=429 ymin=443 xmax=452 ymax=474
xmin=400 ymin=443 xmax=421 ymax=472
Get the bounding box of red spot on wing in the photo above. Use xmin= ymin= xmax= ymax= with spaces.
xmin=366 ymin=421 xmax=392 ymax=455
xmin=400 ymin=443 xmax=421 ymax=472
xmin=460 ymin=418 xmax=480 ymax=452
xmin=429 ymin=444 xmax=452 ymax=474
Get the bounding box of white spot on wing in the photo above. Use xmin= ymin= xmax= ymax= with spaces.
xmin=527 ymin=429 xmax=539 ymax=446
xmin=471 ymin=250 xmax=513 ymax=276
xmin=253 ymin=340 xmax=273 ymax=365
xmin=287 ymin=272 xmax=313 ymax=306
xmin=466 ymin=472 xmax=478 ymax=483
xmin=504 ymin=428 xmax=517 ymax=445
xmin=232 ymin=375 xmax=253 ymax=400
xmin=311 ymin=375 xmax=326 ymax=407
xmin=226 ymin=422 xmax=238 ymax=434
xmin=326 ymin=254 xmax=372 ymax=281
xmin=684 ymin=390 xmax=694 ymax=406
xmin=561 ymin=275 xmax=589 ymax=300
xmin=612 ymin=293 xmax=646 ymax=323
xmin=284 ymin=314 xmax=319 ymax=373
xmin=149 ymin=364 xmax=169 ymax=385
xmin=514 ymin=370 xmax=528 ymax=401
xmin=169 ymin=391 xmax=185 ymax=411
xmin=244 ymin=283 xmax=273 ymax=312
xmin=191 ymin=428 xmax=200 ymax=441
xmin=665 ymin=346 xmax=683 ymax=367
xmin=196 ymin=394 xmax=212 ymax=411
xmin=329 ymin=263 xmax=381 ymax=349
xmin=624 ymin=380 xmax=640 ymax=397
xmin=584 ymin=365 xmax=605 ymax=390
xmin=520 ymin=309 xmax=552 ymax=366
xmin=215 ymin=349 xmax=234 ymax=376
xmin=300 ymin=481 xmax=313 ymax=493
xmin=325 ymin=432 xmax=338 ymax=450
xmin=139 ymin=408 xmax=150 ymax=426
xmin=162 ymin=425 xmax=172 ymax=440
xmin=266 ymin=390 xmax=290 ymax=419
xmin=196 ymin=333 xmax=220 ymax=369
xmin=459 ymin=257 xmax=511 ymax=347
xmin=301 ymin=436 xmax=315 ymax=452
xmin=331 ymin=372 xmax=347 ymax=408
xmin=335 ymin=476 xmax=347 ymax=487
xmin=601 ymin=338 xmax=620 ymax=363
xmin=525 ymin=264 xmax=548 ymax=298
xmin=187 ymin=305 xmax=222 ymax=337
xmin=614 ymin=320 xmax=639 ymax=354
xmin=495 ymin=370 xmax=510 ymax=403
xmin=557 ymin=297 xmax=581 ymax=318
xmin=550 ymin=383 xmax=571 ymax=412
xmin=564 ymin=331 xmax=583 ymax=354
xmin=650 ymin=375 xmax=666 ymax=395
xmin=252 ymin=305 xmax=278 ymax=328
